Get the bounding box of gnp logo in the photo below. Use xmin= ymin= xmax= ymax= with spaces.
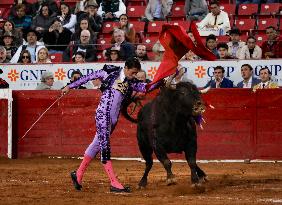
xmin=8 ymin=69 xmax=20 ymax=82
xmin=194 ymin=66 xmax=206 ymax=78
xmin=147 ymin=66 xmax=158 ymax=79
xmin=55 ymin=68 xmax=66 ymax=80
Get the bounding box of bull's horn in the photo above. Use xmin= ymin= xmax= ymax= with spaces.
xmin=199 ymin=86 xmax=211 ymax=94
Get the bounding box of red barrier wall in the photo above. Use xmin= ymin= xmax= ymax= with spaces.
xmin=6 ymin=89 xmax=282 ymax=159
xmin=0 ymin=99 xmax=8 ymax=156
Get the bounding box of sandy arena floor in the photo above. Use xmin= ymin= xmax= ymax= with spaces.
xmin=0 ymin=158 xmax=282 ymax=205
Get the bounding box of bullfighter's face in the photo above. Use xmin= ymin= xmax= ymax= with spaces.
xmin=124 ymin=67 xmax=139 ymax=80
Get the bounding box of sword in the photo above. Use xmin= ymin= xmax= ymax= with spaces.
xmin=18 ymin=94 xmax=65 ymax=142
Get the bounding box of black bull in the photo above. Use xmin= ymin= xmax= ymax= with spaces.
xmin=136 ymin=82 xmax=207 ymax=188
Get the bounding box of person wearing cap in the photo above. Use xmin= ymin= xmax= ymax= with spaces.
xmin=108 ymin=47 xmax=121 ymax=61
xmin=75 ymin=0 xmax=98 ymax=13
xmin=0 ymin=46 xmax=9 ymax=64
xmin=73 ymin=51 xmax=86 ymax=63
xmin=227 ymin=28 xmax=245 ymax=59
xmin=36 ymin=71 xmax=55 ymax=90
xmin=0 ymin=69 xmax=9 ymax=88
xmin=97 ymin=0 xmax=126 ymax=21
xmin=10 ymin=28 xmax=45 ymax=63
xmin=0 ymin=20 xmax=23 ymax=47
xmin=1 ymin=31 xmax=17 ymax=61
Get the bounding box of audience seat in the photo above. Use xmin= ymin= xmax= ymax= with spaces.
xmin=147 ymin=21 xmax=166 ymax=36
xmin=257 ymin=18 xmax=278 ymax=31
xmin=234 ymin=19 xmax=256 ymax=35
xmin=143 ymin=36 xmax=159 ymax=51
xmin=220 ymin=4 xmax=236 ymax=17
xmin=101 ymin=22 xmax=118 ymax=38
xmin=97 ymin=52 xmax=106 ymax=62
xmin=238 ymin=4 xmax=258 ymax=18
xmin=255 ymin=34 xmax=268 ymax=47
xmin=167 ymin=5 xmax=185 ymax=21
xmin=217 ymin=35 xmax=230 ymax=43
xmin=170 ymin=21 xmax=190 ymax=31
xmin=260 ymin=3 xmax=281 ymax=16
xmin=49 ymin=53 xmax=63 ymax=63
xmin=130 ymin=21 xmax=145 ymax=33
xmin=174 ymin=0 xmax=185 ymax=6
xmin=127 ymin=0 xmax=147 ymax=6
xmin=127 ymin=6 xmax=146 ymax=21
xmin=97 ymin=38 xmax=112 ymax=51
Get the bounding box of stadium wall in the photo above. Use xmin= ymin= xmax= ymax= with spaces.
xmin=1 ymin=89 xmax=282 ymax=159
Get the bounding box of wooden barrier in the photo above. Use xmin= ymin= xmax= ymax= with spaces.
xmin=2 ymin=89 xmax=282 ymax=159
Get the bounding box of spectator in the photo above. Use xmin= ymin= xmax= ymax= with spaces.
xmin=43 ymin=18 xmax=72 ymax=53
xmin=135 ymin=44 xmax=149 ymax=61
xmin=108 ymin=47 xmax=121 ymax=62
xmin=36 ymin=71 xmax=55 ymax=90
xmin=182 ymin=31 xmax=200 ymax=61
xmin=0 ymin=46 xmax=9 ymax=63
xmin=75 ymin=0 xmax=98 ymax=14
xmin=9 ymin=4 xmax=33 ymax=30
xmin=136 ymin=70 xmax=151 ymax=83
xmin=204 ymin=66 xmax=233 ymax=88
xmin=217 ymin=43 xmax=233 ymax=59
xmin=144 ymin=0 xmax=173 ymax=22
xmin=238 ymin=36 xmax=262 ymax=60
xmin=0 ymin=69 xmax=9 ymax=88
xmin=197 ymin=1 xmax=231 ymax=35
xmin=97 ymin=0 xmax=126 ymax=21
xmin=253 ymin=67 xmax=279 ymax=91
xmin=32 ymin=0 xmax=59 ymax=16
xmin=10 ymin=0 xmax=33 ymax=17
xmin=152 ymin=40 xmax=165 ymax=61
xmin=72 ymin=18 xmax=97 ymax=44
xmin=36 ymin=47 xmax=51 ymax=63
xmin=237 ymin=64 xmax=260 ymax=88
xmin=261 ymin=26 xmax=282 ymax=59
xmin=206 ymin=34 xmax=218 ymax=57
xmin=112 ymin=14 xmax=135 ymax=44
xmin=73 ymin=51 xmax=86 ymax=63
xmin=185 ymin=0 xmax=208 ymax=21
xmin=67 ymin=70 xmax=86 ymax=89
xmin=104 ymin=29 xmax=135 ymax=61
xmin=31 ymin=4 xmax=57 ymax=35
xmin=1 ymin=31 xmax=17 ymax=61
xmin=17 ymin=49 xmax=31 ymax=64
xmin=63 ymin=30 xmax=98 ymax=62
xmin=57 ymin=3 xmax=77 ymax=33
xmin=10 ymin=28 xmax=45 ymax=63
xmin=77 ymin=1 xmax=103 ymax=33
xmin=227 ymin=28 xmax=245 ymax=59
xmin=0 ymin=20 xmax=23 ymax=47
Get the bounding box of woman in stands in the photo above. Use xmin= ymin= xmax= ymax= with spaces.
xmin=71 ymin=18 xmax=97 ymax=44
xmin=111 ymin=14 xmax=136 ymax=44
xmin=57 ymin=3 xmax=77 ymax=33
xmin=0 ymin=20 xmax=23 ymax=47
xmin=17 ymin=50 xmax=31 ymax=64
xmin=36 ymin=47 xmax=51 ymax=63
xmin=108 ymin=47 xmax=121 ymax=62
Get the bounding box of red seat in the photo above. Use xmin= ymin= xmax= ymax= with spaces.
xmin=238 ymin=4 xmax=258 ymax=17
xmin=49 ymin=53 xmax=63 ymax=63
xmin=234 ymin=19 xmax=256 ymax=34
xmin=174 ymin=0 xmax=185 ymax=6
xmin=0 ymin=0 xmax=13 ymax=4
xmin=167 ymin=5 xmax=185 ymax=21
xmin=217 ymin=35 xmax=230 ymax=43
xmin=170 ymin=21 xmax=190 ymax=31
xmin=127 ymin=6 xmax=146 ymax=21
xmin=101 ymin=22 xmax=118 ymax=38
xmin=129 ymin=21 xmax=145 ymax=33
xmin=147 ymin=21 xmax=166 ymax=36
xmin=260 ymin=3 xmax=281 ymax=15
xmin=255 ymin=34 xmax=267 ymax=47
xmin=257 ymin=18 xmax=278 ymax=30
xmin=143 ymin=36 xmax=159 ymax=51
xmin=220 ymin=4 xmax=236 ymax=17
xmin=97 ymin=38 xmax=112 ymax=51
xmin=127 ymin=0 xmax=147 ymax=6
xmin=97 ymin=52 xmax=106 ymax=62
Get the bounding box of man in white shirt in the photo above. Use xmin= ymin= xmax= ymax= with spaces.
xmin=253 ymin=67 xmax=279 ymax=91
xmin=237 ymin=64 xmax=260 ymax=88
xmin=197 ymin=1 xmax=230 ymax=36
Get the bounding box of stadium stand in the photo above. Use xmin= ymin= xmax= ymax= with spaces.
xmin=127 ymin=5 xmax=146 ymax=21
xmin=167 ymin=4 xmax=185 ymax=21
xmin=147 ymin=21 xmax=166 ymax=37
xmin=237 ymin=3 xmax=259 ymax=19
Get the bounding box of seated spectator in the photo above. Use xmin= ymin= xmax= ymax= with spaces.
xmin=135 ymin=44 xmax=149 ymax=61
xmin=185 ymin=0 xmax=208 ymax=21
xmin=197 ymin=1 xmax=231 ymax=35
xmin=67 ymin=70 xmax=86 ymax=89
xmin=73 ymin=51 xmax=86 ymax=63
xmin=10 ymin=28 xmax=45 ymax=63
xmin=71 ymin=18 xmax=97 ymax=44
xmin=1 ymin=32 xmax=17 ymax=61
xmin=182 ymin=31 xmax=200 ymax=61
xmin=17 ymin=49 xmax=31 ymax=64
xmin=0 ymin=46 xmax=9 ymax=63
xmin=43 ymin=18 xmax=72 ymax=53
xmin=63 ymin=30 xmax=98 ymax=62
xmin=253 ymin=67 xmax=279 ymax=91
xmin=108 ymin=47 xmax=121 ymax=61
xmin=57 ymin=3 xmax=77 ymax=33
xmin=261 ymin=26 xmax=282 ymax=59
xmin=237 ymin=64 xmax=260 ymax=88
xmin=9 ymin=4 xmax=33 ymax=31
xmin=31 ymin=4 xmax=57 ymax=35
xmin=204 ymin=66 xmax=233 ymax=88
xmin=136 ymin=70 xmax=151 ymax=83
xmin=77 ymin=1 xmax=103 ymax=33
xmin=143 ymin=0 xmax=173 ymax=22
xmin=75 ymin=0 xmax=98 ymax=14
xmin=36 ymin=47 xmax=51 ymax=63
xmin=0 ymin=20 xmax=23 ymax=47
xmin=227 ymin=28 xmax=245 ymax=59
xmin=112 ymin=14 xmax=135 ymax=44
xmin=32 ymin=0 xmax=59 ymax=16
xmin=217 ymin=43 xmax=233 ymax=59
xmin=238 ymin=36 xmax=262 ymax=60
xmin=0 ymin=69 xmax=9 ymax=88
xmin=104 ymin=29 xmax=135 ymax=61
xmin=10 ymin=0 xmax=33 ymax=17
xmin=36 ymin=71 xmax=55 ymax=90
xmin=97 ymin=0 xmax=126 ymax=21
xmin=206 ymin=34 xmax=218 ymax=57
xmin=152 ymin=40 xmax=165 ymax=61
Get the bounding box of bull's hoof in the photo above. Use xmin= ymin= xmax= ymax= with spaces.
xmin=166 ymin=177 xmax=177 ymax=186
xmin=199 ymin=176 xmax=208 ymax=184
xmin=138 ymin=180 xmax=147 ymax=189
xmin=191 ymin=183 xmax=206 ymax=193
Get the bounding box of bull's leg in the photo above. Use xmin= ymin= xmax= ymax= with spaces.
xmin=138 ymin=143 xmax=153 ymax=189
xmin=196 ymin=165 xmax=208 ymax=183
xmin=154 ymin=145 xmax=176 ymax=186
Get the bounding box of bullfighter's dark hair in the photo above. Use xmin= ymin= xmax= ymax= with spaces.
xmin=125 ymin=57 xmax=141 ymax=70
